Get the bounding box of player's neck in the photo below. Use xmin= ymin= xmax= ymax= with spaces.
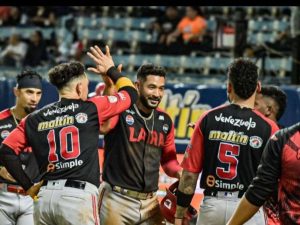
xmin=231 ymin=96 xmax=255 ymax=109
xmin=11 ymin=105 xmax=27 ymax=121
xmin=59 ymin=92 xmax=81 ymax=100
xmin=136 ymin=101 xmax=153 ymax=117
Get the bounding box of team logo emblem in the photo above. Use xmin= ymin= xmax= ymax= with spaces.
xmin=126 ymin=115 xmax=134 ymax=125
xmin=1 ymin=130 xmax=10 ymax=139
xmin=75 ymin=113 xmax=88 ymax=124
xmin=164 ymin=199 xmax=172 ymax=209
xmin=162 ymin=124 xmax=169 ymax=133
xmin=108 ymin=96 xmax=117 ymax=103
xmin=249 ymin=136 xmax=263 ymax=148
xmin=159 ymin=115 xmax=164 ymax=120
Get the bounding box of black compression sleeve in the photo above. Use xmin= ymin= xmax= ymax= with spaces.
xmin=119 ymin=86 xmax=138 ymax=105
xmin=0 ymin=144 xmax=34 ymax=191
xmin=107 ymin=66 xmax=124 ymax=83
xmin=176 ymin=189 xmax=194 ymax=208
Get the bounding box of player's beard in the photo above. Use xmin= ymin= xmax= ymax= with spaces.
xmin=24 ymin=106 xmax=36 ymax=114
xmin=140 ymin=94 xmax=161 ymax=110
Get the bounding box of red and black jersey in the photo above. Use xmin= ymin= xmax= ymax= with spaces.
xmin=246 ymin=122 xmax=300 ymax=225
xmin=2 ymin=90 xmax=134 ymax=188
xmin=103 ymin=104 xmax=179 ymax=192
xmin=181 ymin=104 xmax=279 ymax=194
xmin=0 ymin=109 xmax=39 ymax=184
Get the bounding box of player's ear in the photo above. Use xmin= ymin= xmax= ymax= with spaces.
xmin=75 ymin=82 xmax=82 ymax=97
xmin=13 ymin=87 xmax=19 ymax=98
xmin=227 ymin=81 xmax=232 ymax=94
xmin=256 ymin=81 xmax=261 ymax=93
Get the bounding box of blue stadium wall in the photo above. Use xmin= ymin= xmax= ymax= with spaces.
xmin=1 ymin=78 xmax=299 ymax=153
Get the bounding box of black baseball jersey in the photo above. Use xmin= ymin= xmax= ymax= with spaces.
xmin=2 ymin=90 xmax=134 ymax=188
xmin=181 ymin=104 xmax=279 ymax=194
xmin=246 ymin=122 xmax=300 ymax=225
xmin=103 ymin=104 xmax=179 ymax=192
xmin=0 ymin=109 xmax=39 ymax=184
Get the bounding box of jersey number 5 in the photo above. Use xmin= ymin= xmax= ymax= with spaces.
xmin=47 ymin=125 xmax=81 ymax=162
xmin=216 ymin=142 xmax=240 ymax=180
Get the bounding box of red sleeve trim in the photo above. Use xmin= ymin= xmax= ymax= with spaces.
xmin=0 ymin=109 xmax=12 ymax=120
xmin=2 ymin=117 xmax=28 ymax=155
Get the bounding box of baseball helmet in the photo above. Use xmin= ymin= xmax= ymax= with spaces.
xmin=160 ymin=181 xmax=198 ymax=224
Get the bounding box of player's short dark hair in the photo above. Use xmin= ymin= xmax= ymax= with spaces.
xmin=17 ymin=69 xmax=42 ymax=82
xmin=260 ymin=85 xmax=287 ymax=120
xmin=48 ymin=61 xmax=85 ymax=90
xmin=136 ymin=63 xmax=166 ymax=82
xmin=227 ymin=58 xmax=258 ymax=99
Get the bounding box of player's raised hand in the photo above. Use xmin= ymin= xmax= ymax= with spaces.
xmin=87 ymin=45 xmax=115 ymax=75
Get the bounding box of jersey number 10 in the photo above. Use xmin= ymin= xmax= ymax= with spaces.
xmin=47 ymin=125 xmax=81 ymax=162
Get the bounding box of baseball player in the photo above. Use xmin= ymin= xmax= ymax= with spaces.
xmin=174 ymin=58 xmax=279 ymax=225
xmin=255 ymin=85 xmax=287 ymax=128
xmin=254 ymin=85 xmax=287 ymax=225
xmin=0 ymin=70 xmax=42 ymax=225
xmin=226 ymin=122 xmax=300 ymax=225
xmin=98 ymin=63 xmax=182 ymax=225
xmin=0 ymin=45 xmax=138 ymax=225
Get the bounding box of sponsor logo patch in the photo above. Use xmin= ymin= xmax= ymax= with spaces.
xmin=126 ymin=115 xmax=134 ymax=125
xmin=159 ymin=115 xmax=164 ymax=120
xmin=1 ymin=130 xmax=10 ymax=139
xmin=249 ymin=136 xmax=263 ymax=148
xmin=75 ymin=113 xmax=88 ymax=124
xmin=162 ymin=124 xmax=169 ymax=133
xmin=108 ymin=96 xmax=118 ymax=103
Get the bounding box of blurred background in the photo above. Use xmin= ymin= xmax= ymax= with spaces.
xmin=0 ymin=6 xmax=300 ymax=152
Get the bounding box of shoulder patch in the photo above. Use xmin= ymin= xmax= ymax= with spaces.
xmin=249 ymin=136 xmax=263 ymax=148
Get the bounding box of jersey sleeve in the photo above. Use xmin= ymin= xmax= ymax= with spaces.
xmin=245 ymin=131 xmax=283 ymax=207
xmin=180 ymin=117 xmax=205 ymax=173
xmin=99 ymin=115 xmax=120 ymax=134
xmin=160 ymin=122 xmax=181 ymax=178
xmin=88 ymin=90 xmax=132 ymax=124
xmin=2 ymin=117 xmax=28 ymax=155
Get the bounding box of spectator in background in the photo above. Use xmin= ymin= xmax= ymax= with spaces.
xmin=0 ymin=6 xmax=12 ymax=24
xmin=69 ymin=30 xmax=84 ymax=62
xmin=1 ymin=7 xmax=21 ymax=26
xmin=0 ymin=33 xmax=27 ymax=67
xmin=167 ymin=7 xmax=207 ymax=46
xmin=152 ymin=6 xmax=181 ymax=45
xmin=28 ymin=6 xmax=56 ymax=27
xmin=23 ymin=30 xmax=48 ymax=67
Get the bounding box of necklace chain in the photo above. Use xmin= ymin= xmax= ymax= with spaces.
xmin=133 ymin=104 xmax=154 ymax=133
xmin=10 ymin=108 xmax=19 ymax=126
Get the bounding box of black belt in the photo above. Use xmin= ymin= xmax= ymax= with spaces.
xmin=42 ymin=180 xmax=86 ymax=190
xmin=204 ymin=189 xmax=244 ymax=198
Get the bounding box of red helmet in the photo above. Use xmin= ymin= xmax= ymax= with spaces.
xmin=160 ymin=181 xmax=198 ymax=224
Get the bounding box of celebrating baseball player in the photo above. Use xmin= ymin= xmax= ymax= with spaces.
xmin=0 ymin=45 xmax=138 ymax=225
xmin=97 ymin=61 xmax=182 ymax=225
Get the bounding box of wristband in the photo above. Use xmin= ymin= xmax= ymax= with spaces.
xmin=176 ymin=190 xmax=194 ymax=208
xmin=107 ymin=66 xmax=123 ymax=83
